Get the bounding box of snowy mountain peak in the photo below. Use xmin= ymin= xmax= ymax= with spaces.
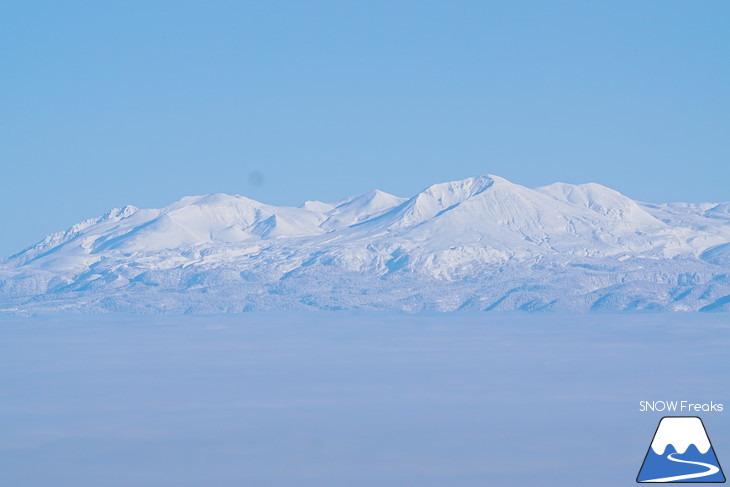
xmin=535 ymin=181 xmax=662 ymax=224
xmin=377 ymin=175 xmax=501 ymax=229
xmin=333 ymin=188 xmax=403 ymax=209
xmin=300 ymin=200 xmax=336 ymax=213
xmin=323 ymin=189 xmax=406 ymax=229
xmin=166 ymin=193 xmax=262 ymax=211
xmin=418 ymin=174 xmax=498 ymax=201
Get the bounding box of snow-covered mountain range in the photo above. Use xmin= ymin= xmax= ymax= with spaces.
xmin=2 ymin=174 xmax=730 ymax=313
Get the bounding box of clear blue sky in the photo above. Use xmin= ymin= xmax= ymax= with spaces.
xmin=1 ymin=1 xmax=728 ymax=257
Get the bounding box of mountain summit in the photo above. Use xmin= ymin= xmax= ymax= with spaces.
xmin=2 ymin=175 xmax=729 ymax=314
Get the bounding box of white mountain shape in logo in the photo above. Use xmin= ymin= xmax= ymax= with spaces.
xmin=651 ymin=417 xmax=712 ymax=455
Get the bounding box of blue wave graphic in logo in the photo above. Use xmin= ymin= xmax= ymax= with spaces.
xmin=638 ymin=444 xmax=725 ymax=483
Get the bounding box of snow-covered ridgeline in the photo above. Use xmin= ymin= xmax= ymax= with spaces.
xmin=1 ymin=174 xmax=729 ymax=313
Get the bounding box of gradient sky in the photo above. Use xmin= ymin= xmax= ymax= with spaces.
xmin=1 ymin=1 xmax=729 ymax=257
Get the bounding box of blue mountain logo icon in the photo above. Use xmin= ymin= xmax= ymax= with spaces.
xmin=637 ymin=416 xmax=725 ymax=483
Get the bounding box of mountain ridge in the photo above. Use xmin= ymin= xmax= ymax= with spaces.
xmin=2 ymin=174 xmax=729 ymax=314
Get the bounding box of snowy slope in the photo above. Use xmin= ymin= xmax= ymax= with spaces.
xmin=1 ymin=174 xmax=729 ymax=313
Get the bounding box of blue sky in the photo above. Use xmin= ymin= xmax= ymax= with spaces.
xmin=1 ymin=1 xmax=728 ymax=257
